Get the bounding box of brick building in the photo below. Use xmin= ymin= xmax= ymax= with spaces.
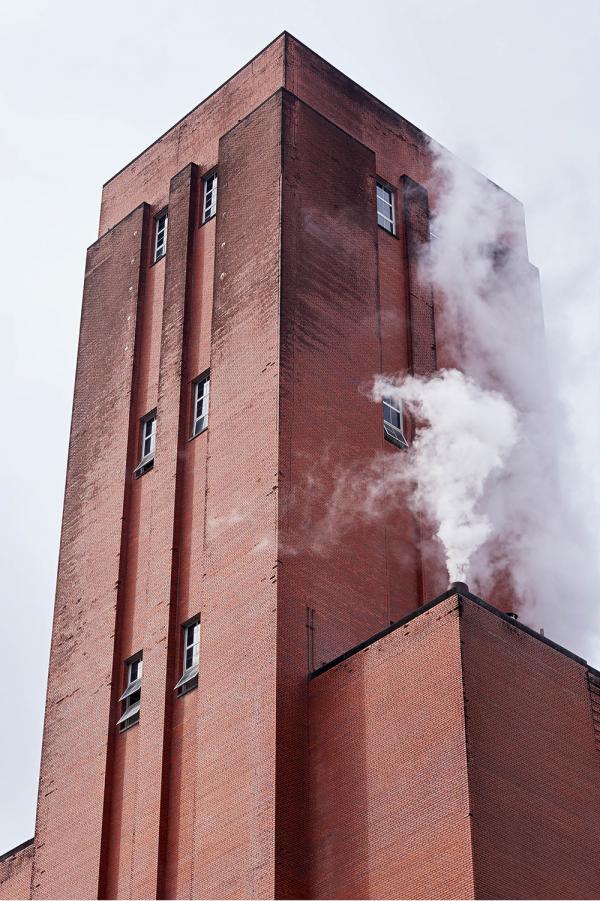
xmin=1 ymin=32 xmax=599 ymax=900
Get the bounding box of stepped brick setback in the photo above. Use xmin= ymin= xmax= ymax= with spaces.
xmin=2 ymin=33 xmax=599 ymax=901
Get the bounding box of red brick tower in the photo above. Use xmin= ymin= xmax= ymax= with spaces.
xmin=1 ymin=34 xmax=599 ymax=901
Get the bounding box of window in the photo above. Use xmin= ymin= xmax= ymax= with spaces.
xmin=134 ymin=411 xmax=156 ymax=478
xmin=376 ymin=182 xmax=395 ymax=234
xmin=117 ymin=654 xmax=143 ymax=731
xmin=202 ymin=172 xmax=217 ymax=223
xmin=383 ymin=396 xmax=408 ymax=449
xmin=192 ymin=372 xmax=210 ymax=437
xmin=154 ymin=211 xmax=168 ymax=262
xmin=174 ymin=617 xmax=200 ymax=697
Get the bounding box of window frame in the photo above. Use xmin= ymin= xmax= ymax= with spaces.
xmin=174 ymin=616 xmax=200 ymax=697
xmin=153 ymin=209 xmax=168 ymax=263
xmin=376 ymin=181 xmax=396 ymax=235
xmin=201 ymin=172 xmax=218 ymax=224
xmin=134 ymin=410 xmax=156 ymax=478
xmin=191 ymin=371 xmax=210 ymax=438
xmin=382 ymin=396 xmax=408 ymax=449
xmin=117 ymin=652 xmax=143 ymax=731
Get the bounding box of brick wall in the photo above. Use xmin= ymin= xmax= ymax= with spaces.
xmin=0 ymin=843 xmax=34 ymax=901
xmin=8 ymin=34 xmax=555 ymax=901
xmin=31 ymin=204 xmax=149 ymax=900
xmin=308 ymin=595 xmax=474 ymax=899
xmin=462 ymin=599 xmax=600 ymax=899
xmin=99 ymin=36 xmax=286 ymax=235
xmin=308 ymin=592 xmax=600 ymax=900
xmin=187 ymin=90 xmax=284 ymax=900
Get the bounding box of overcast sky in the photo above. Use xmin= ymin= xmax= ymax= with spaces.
xmin=1 ymin=0 xmax=598 ymax=855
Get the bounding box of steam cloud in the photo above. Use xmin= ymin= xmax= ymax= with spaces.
xmin=406 ymin=147 xmax=600 ymax=660
xmin=372 ymin=370 xmax=519 ymax=584
xmin=289 ymin=147 xmax=599 ymax=663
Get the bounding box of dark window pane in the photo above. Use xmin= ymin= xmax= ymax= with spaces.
xmin=383 ymin=402 xmax=401 ymax=428
xmin=129 ymin=688 xmax=141 ymax=706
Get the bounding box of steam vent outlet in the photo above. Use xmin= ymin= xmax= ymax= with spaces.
xmin=450 ymin=581 xmax=469 ymax=595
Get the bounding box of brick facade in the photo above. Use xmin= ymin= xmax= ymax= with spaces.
xmin=309 ymin=591 xmax=600 ymax=900
xmin=2 ymin=32 xmax=595 ymax=901
xmin=0 ymin=844 xmax=34 ymax=901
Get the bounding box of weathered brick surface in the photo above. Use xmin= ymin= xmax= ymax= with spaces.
xmin=308 ymin=595 xmax=474 ymax=900
xmin=0 ymin=844 xmax=34 ymax=901
xmin=101 ymin=165 xmax=199 ymax=899
xmin=308 ymin=593 xmax=600 ymax=900
xmin=162 ymin=171 xmax=216 ymax=901
xmin=8 ymin=34 xmax=559 ymax=901
xmin=188 ymin=91 xmax=284 ymax=900
xmin=461 ymin=600 xmax=600 ymax=899
xmin=30 ymin=204 xmax=148 ymax=901
xmin=277 ymin=92 xmax=385 ymax=898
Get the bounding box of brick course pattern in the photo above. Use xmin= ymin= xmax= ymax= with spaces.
xmin=0 ymin=844 xmax=34 ymax=901
xmin=308 ymin=592 xmax=600 ymax=900
xmin=1 ymin=32 xmax=589 ymax=901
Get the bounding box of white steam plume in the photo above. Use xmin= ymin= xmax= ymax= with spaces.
xmin=420 ymin=147 xmax=600 ymax=660
xmin=372 ymin=370 xmax=519 ymax=583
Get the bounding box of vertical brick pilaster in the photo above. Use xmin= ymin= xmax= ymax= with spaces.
xmin=400 ymin=175 xmax=445 ymax=602
xmin=278 ymin=90 xmax=385 ymax=899
xmin=31 ymin=204 xmax=149 ymax=900
xmin=401 ymin=175 xmax=437 ymax=378
xmin=125 ymin=165 xmax=199 ymax=900
xmin=190 ymin=92 xmax=283 ymax=900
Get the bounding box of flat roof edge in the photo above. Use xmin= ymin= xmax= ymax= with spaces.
xmin=0 ymin=837 xmax=34 ymax=864
xmin=310 ymin=589 xmax=596 ymax=679
xmin=102 ymin=31 xmax=288 ymax=188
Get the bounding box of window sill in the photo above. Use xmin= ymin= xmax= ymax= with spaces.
xmin=150 ymin=252 xmax=166 ymax=267
xmin=377 ymin=223 xmax=399 ymax=240
xmin=134 ymin=457 xmax=154 ymax=479
xmin=188 ymin=425 xmax=208 ymax=442
xmin=118 ymin=716 xmax=139 ymax=733
xmin=384 ymin=424 xmax=408 ymax=450
xmin=176 ymin=675 xmax=198 ymax=698
xmin=199 ymin=214 xmax=216 ymax=228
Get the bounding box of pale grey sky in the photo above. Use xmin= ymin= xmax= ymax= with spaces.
xmin=1 ymin=0 xmax=598 ymax=854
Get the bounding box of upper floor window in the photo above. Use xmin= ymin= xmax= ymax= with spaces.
xmin=192 ymin=372 xmax=210 ymax=437
xmin=376 ymin=182 xmax=395 ymax=235
xmin=174 ymin=617 xmax=200 ymax=697
xmin=383 ymin=396 xmax=408 ymax=449
xmin=202 ymin=173 xmax=218 ymax=223
xmin=154 ymin=210 xmax=168 ymax=262
xmin=117 ymin=654 xmax=143 ymax=731
xmin=135 ymin=411 xmax=156 ymax=478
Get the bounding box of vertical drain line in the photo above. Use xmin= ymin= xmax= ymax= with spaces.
xmin=306 ymin=607 xmax=315 ymax=673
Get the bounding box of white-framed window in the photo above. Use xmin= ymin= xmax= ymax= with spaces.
xmin=117 ymin=654 xmax=143 ymax=731
xmin=376 ymin=182 xmax=395 ymax=234
xmin=174 ymin=617 xmax=200 ymax=697
xmin=154 ymin=210 xmax=168 ymax=262
xmin=192 ymin=372 xmax=210 ymax=437
xmin=135 ymin=411 xmax=156 ymax=477
xmin=202 ymin=172 xmax=218 ymax=223
xmin=383 ymin=396 xmax=408 ymax=449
